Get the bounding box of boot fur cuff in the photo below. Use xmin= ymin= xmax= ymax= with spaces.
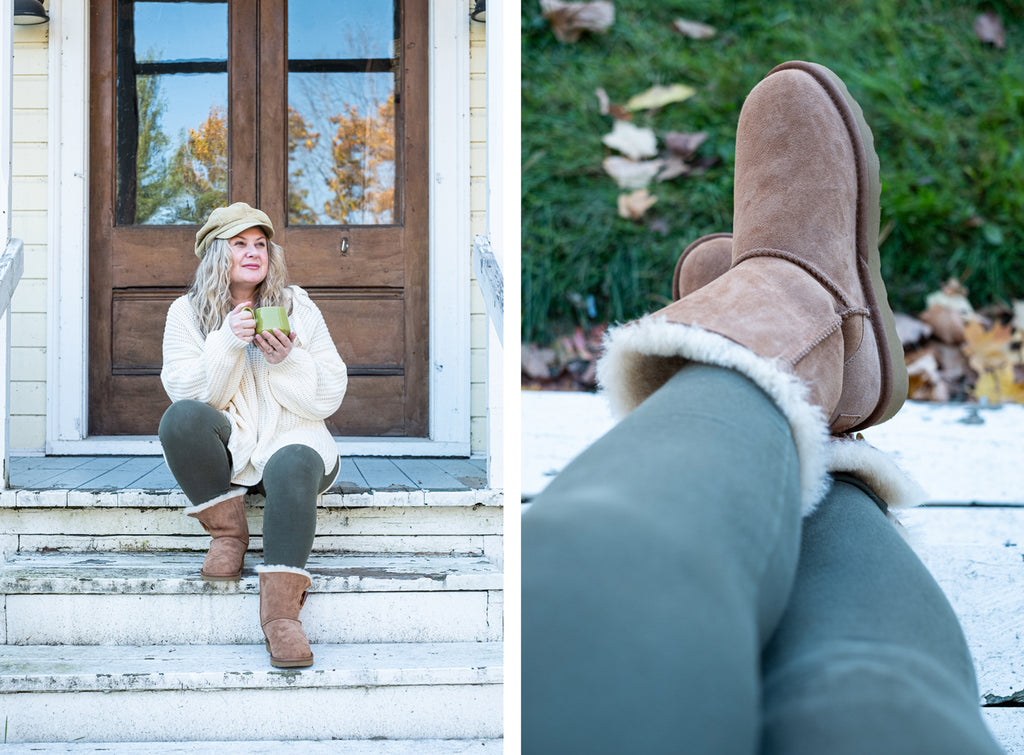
xmin=827 ymin=436 xmax=926 ymax=510
xmin=256 ymin=564 xmax=312 ymax=578
xmin=597 ymin=317 xmax=831 ymax=515
xmin=183 ymin=487 xmax=247 ymax=515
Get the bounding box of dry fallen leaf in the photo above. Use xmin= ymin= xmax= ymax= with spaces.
xmin=602 ymin=156 xmax=664 ymax=189
xmin=655 ymin=157 xmax=691 ymax=182
xmin=540 ymin=0 xmax=615 ymax=43
xmin=925 ymin=278 xmax=973 ymax=315
xmin=894 ymin=312 xmax=932 ymax=346
xmin=672 ymin=18 xmax=716 ymax=39
xmin=918 ymin=301 xmax=965 ymax=345
xmin=962 ymin=319 xmax=1014 ymax=374
xmin=595 ymin=87 xmax=631 ymax=119
xmin=624 ymin=83 xmax=697 ymax=111
xmin=521 ymin=343 xmax=557 ymax=380
xmin=1012 ymin=300 xmax=1024 ymax=332
xmin=906 ymin=351 xmax=949 ymax=402
xmin=617 ymin=189 xmax=658 ymax=220
xmin=972 ymin=365 xmax=1024 ymax=405
xmin=974 ymin=11 xmax=1006 ymax=49
xmin=664 ymin=131 xmax=708 ymax=159
xmin=601 ymin=120 xmax=658 ymax=160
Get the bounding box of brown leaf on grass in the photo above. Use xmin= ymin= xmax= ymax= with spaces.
xmin=602 ymin=156 xmax=664 ymax=188
xmin=974 ymin=11 xmax=1006 ymax=49
xmin=962 ymin=319 xmax=1014 ymax=374
xmin=672 ymin=18 xmax=716 ymax=39
xmin=617 ymin=188 xmax=658 ymax=220
xmin=594 ymin=88 xmax=631 ymax=119
xmin=625 ymin=83 xmax=697 ymax=111
xmin=541 ymin=0 xmax=615 ymax=43
xmin=919 ymin=302 xmax=966 ymax=345
xmin=664 ymin=131 xmax=708 ymax=159
xmin=655 ymin=157 xmax=691 ymax=182
xmin=601 ymin=120 xmax=658 ymax=160
xmin=973 ymin=365 xmax=1024 ymax=405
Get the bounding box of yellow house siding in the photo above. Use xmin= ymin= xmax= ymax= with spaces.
xmin=10 ymin=25 xmax=50 ymax=451
xmin=468 ymin=19 xmax=488 ymax=454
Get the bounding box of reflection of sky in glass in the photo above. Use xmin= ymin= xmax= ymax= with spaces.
xmin=289 ymin=0 xmax=395 ymax=59
xmin=134 ymin=2 xmax=227 ymax=61
xmin=288 ymin=1 xmax=397 ymax=225
xmin=288 ymin=72 xmax=395 ymax=224
xmin=133 ymin=1 xmax=228 ymax=151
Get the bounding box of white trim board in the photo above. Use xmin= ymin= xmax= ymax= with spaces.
xmin=46 ymin=436 xmax=471 ymax=458
xmin=46 ymin=2 xmax=473 ymax=457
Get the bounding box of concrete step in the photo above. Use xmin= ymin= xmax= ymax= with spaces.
xmin=0 ymin=488 xmax=503 ymax=562
xmin=1 ymin=741 xmax=503 ymax=754
xmin=984 ymin=709 xmax=1024 ymax=755
xmin=900 ymin=506 xmax=1024 ymax=707
xmin=0 ymin=551 xmax=502 ymax=645
xmin=0 ymin=641 xmax=503 ymax=744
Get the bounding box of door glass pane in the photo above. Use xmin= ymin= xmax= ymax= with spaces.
xmin=116 ymin=0 xmax=228 ymax=225
xmin=287 ymin=1 xmax=398 ymax=226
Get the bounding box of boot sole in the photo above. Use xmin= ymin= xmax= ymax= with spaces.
xmin=264 ymin=639 xmax=314 ymax=668
xmin=201 ymin=572 xmax=242 ymax=581
xmin=769 ymin=61 xmax=908 ymax=431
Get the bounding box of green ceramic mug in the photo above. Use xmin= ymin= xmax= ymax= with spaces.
xmin=242 ymin=306 xmax=290 ymax=337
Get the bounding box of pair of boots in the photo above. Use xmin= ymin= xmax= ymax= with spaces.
xmin=599 ymin=61 xmax=916 ymax=513
xmin=185 ymin=490 xmax=314 ymax=668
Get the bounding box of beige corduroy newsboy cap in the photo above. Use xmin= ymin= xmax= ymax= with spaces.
xmin=195 ymin=202 xmax=275 ymax=259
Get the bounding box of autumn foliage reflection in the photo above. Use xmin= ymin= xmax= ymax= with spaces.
xmin=126 ymin=75 xmax=396 ymax=226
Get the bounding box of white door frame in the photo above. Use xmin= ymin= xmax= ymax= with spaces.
xmin=45 ymin=0 xmax=472 ymax=456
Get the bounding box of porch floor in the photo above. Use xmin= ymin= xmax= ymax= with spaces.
xmin=8 ymin=455 xmax=487 ymax=493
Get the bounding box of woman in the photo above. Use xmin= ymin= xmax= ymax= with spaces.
xmin=522 ymin=62 xmax=1002 ymax=753
xmin=158 ymin=202 xmax=347 ymax=669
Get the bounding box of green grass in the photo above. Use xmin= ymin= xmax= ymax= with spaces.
xmin=522 ymin=0 xmax=1024 ymax=342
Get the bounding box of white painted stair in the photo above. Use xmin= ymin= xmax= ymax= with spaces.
xmin=0 ymin=481 xmax=503 ymax=747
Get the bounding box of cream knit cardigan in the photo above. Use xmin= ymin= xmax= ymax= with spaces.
xmin=161 ymin=285 xmax=348 ymax=486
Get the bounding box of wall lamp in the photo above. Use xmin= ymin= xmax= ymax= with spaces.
xmin=14 ymin=0 xmax=50 ymax=25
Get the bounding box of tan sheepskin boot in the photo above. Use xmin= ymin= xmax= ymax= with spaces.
xmin=258 ymin=566 xmax=315 ymax=669
xmin=671 ymin=232 xmax=924 ymax=511
xmin=598 ymin=61 xmax=907 ymax=514
xmin=184 ymin=488 xmax=249 ymax=580
xmin=671 ymin=233 xmax=734 ymax=301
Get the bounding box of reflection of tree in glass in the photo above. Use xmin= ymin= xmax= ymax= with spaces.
xmin=288 ymin=106 xmax=321 ymax=224
xmin=325 ymin=93 xmax=395 ymax=224
xmin=172 ymin=105 xmax=229 ymax=223
xmin=134 ymin=73 xmax=179 ymax=224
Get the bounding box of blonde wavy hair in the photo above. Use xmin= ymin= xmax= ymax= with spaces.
xmin=188 ymin=236 xmax=291 ymax=336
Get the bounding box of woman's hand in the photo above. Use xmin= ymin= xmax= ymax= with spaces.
xmin=256 ymin=328 xmax=298 ymax=365
xmin=228 ymin=301 xmax=256 ymax=343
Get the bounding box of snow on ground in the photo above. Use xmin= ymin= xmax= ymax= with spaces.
xmin=522 ymin=391 xmax=1024 ymax=504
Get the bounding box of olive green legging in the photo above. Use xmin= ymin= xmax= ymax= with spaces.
xmin=158 ymin=399 xmax=338 ymax=568
xmin=522 ymin=364 xmax=1001 ymax=754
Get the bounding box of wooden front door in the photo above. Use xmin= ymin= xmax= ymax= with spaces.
xmin=88 ymin=0 xmax=428 ymax=438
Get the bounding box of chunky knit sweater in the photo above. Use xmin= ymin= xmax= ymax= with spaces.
xmin=161 ymin=285 xmax=347 ymax=486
